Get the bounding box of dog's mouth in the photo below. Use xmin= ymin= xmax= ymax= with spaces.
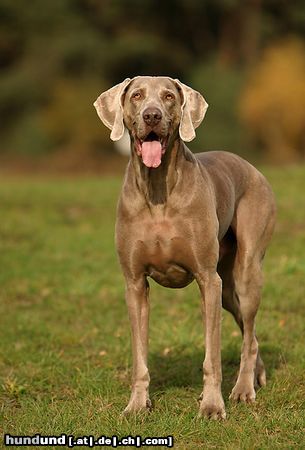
xmin=135 ymin=132 xmax=168 ymax=168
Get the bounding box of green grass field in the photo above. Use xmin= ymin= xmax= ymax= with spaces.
xmin=1 ymin=165 xmax=305 ymax=449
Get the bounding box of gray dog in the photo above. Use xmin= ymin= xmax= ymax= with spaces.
xmin=94 ymin=76 xmax=276 ymax=419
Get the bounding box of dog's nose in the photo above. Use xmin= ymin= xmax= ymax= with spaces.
xmin=142 ymin=107 xmax=162 ymax=126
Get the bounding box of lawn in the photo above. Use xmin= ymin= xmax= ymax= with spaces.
xmin=1 ymin=165 xmax=305 ymax=449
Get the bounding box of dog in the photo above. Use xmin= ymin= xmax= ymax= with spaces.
xmin=94 ymin=76 xmax=276 ymax=419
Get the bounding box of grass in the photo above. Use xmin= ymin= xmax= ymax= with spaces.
xmin=0 ymin=165 xmax=305 ymax=449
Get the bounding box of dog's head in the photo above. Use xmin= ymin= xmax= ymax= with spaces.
xmin=94 ymin=76 xmax=208 ymax=168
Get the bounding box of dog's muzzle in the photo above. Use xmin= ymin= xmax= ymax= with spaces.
xmin=134 ymin=107 xmax=169 ymax=168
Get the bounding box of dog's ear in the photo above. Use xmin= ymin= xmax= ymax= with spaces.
xmin=174 ymin=79 xmax=208 ymax=142
xmin=94 ymin=78 xmax=132 ymax=141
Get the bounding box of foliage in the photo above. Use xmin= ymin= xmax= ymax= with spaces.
xmin=189 ymin=62 xmax=245 ymax=154
xmin=0 ymin=0 xmax=304 ymax=161
xmin=41 ymin=78 xmax=110 ymax=152
xmin=239 ymin=39 xmax=305 ymax=162
xmin=0 ymin=167 xmax=305 ymax=446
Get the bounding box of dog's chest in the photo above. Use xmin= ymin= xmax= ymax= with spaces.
xmin=135 ymin=218 xmax=184 ymax=255
xmin=126 ymin=217 xmax=195 ymax=288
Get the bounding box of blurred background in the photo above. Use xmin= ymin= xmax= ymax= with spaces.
xmin=0 ymin=0 xmax=305 ymax=174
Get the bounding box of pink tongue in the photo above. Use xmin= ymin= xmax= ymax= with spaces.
xmin=141 ymin=140 xmax=162 ymax=168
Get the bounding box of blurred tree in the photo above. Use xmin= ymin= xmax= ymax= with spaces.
xmin=0 ymin=0 xmax=304 ymax=163
xmin=189 ymin=61 xmax=245 ymax=153
xmin=239 ymin=39 xmax=305 ymax=162
xmin=41 ymin=77 xmax=109 ymax=151
xmin=217 ymin=0 xmax=262 ymax=66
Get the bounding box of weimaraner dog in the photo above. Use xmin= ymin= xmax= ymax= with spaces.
xmin=94 ymin=76 xmax=276 ymax=420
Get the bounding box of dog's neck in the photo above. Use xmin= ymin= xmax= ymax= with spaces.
xmin=129 ymin=135 xmax=187 ymax=206
xmin=128 ymin=135 xmax=185 ymax=205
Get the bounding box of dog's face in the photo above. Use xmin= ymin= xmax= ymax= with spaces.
xmin=94 ymin=76 xmax=208 ymax=168
xmin=123 ymin=77 xmax=182 ymax=168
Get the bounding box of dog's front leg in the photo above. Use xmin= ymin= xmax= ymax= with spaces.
xmin=123 ymin=277 xmax=151 ymax=414
xmin=197 ymin=271 xmax=226 ymax=420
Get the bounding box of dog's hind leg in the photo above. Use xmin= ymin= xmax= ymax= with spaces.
xmin=218 ymin=235 xmax=266 ymax=391
xmin=228 ymin=186 xmax=275 ymax=403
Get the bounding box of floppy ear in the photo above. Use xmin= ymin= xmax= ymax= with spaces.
xmin=93 ymin=78 xmax=132 ymax=141
xmin=174 ymin=79 xmax=208 ymax=142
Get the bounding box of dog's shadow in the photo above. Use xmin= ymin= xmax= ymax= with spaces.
xmin=149 ymin=342 xmax=281 ymax=399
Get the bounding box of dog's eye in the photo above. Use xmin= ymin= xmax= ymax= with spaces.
xmin=165 ymin=93 xmax=174 ymax=101
xmin=132 ymin=92 xmax=142 ymax=100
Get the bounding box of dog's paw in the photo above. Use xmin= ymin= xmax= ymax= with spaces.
xmin=229 ymin=379 xmax=256 ymax=403
xmin=197 ymin=390 xmax=226 ymax=420
xmin=123 ymin=392 xmax=152 ymax=415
